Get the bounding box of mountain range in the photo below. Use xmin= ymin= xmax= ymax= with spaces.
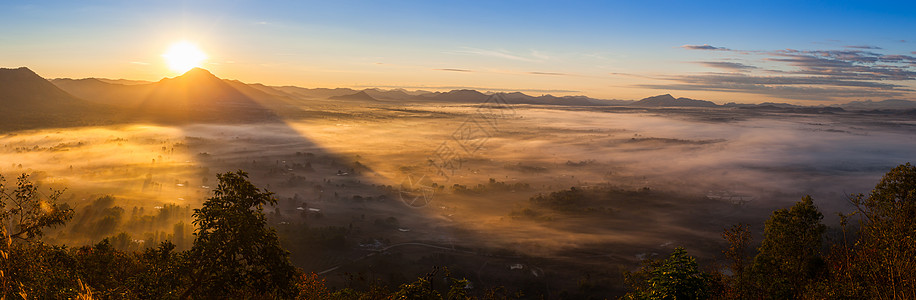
xmin=43 ymin=67 xmax=916 ymax=110
xmin=2 ymin=66 xmax=916 ymax=130
xmin=0 ymin=67 xmax=114 ymax=130
xmin=629 ymin=94 xmax=718 ymax=107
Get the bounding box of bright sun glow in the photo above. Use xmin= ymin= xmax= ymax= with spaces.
xmin=162 ymin=41 xmax=207 ymax=73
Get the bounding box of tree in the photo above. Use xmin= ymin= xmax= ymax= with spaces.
xmin=180 ymin=170 xmax=298 ymax=298
xmin=1 ymin=173 xmax=73 ymax=299
xmin=623 ymin=247 xmax=712 ymax=300
xmin=845 ymin=163 xmax=916 ymax=299
xmin=128 ymin=241 xmax=188 ymax=299
xmin=718 ymin=224 xmax=752 ymax=298
xmin=295 ymin=273 xmax=331 ymax=300
xmin=721 ymin=224 xmax=751 ymax=278
xmin=0 ymin=174 xmax=73 ymax=242
xmin=391 ymin=275 xmax=442 ymax=300
xmin=750 ymin=196 xmax=826 ymax=299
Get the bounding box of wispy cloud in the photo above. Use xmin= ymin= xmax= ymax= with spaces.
xmin=638 ymin=84 xmax=907 ymax=100
xmin=681 ymin=44 xmax=730 ymax=51
xmin=528 ymin=71 xmax=568 ymax=76
xmin=129 ymin=61 xmax=149 ymax=65
xmin=354 ymin=85 xmax=578 ymax=93
xmin=696 ymin=61 xmax=757 ymax=72
xmin=434 ymin=68 xmax=473 ymax=72
xmin=609 ymin=72 xmax=659 ymax=80
xmin=653 ymin=45 xmax=916 ymax=100
xmin=844 ymin=45 xmax=882 ymax=49
xmin=530 ymin=50 xmax=550 ymax=60
xmin=451 ymin=47 xmax=541 ymax=62
xmin=766 ymin=49 xmax=916 ymax=80
xmin=635 ymin=74 xmax=911 ymax=100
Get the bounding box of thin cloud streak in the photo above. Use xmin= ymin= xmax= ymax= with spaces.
xmin=353 ymin=84 xmax=579 ymax=93
xmin=434 ymin=68 xmax=474 ymax=72
xmin=653 ymin=44 xmax=916 ymax=101
xmin=681 ymin=44 xmax=730 ymax=51
xmin=451 ymin=47 xmax=541 ymax=62
xmin=528 ymin=71 xmax=568 ymax=76
xmin=844 ymin=45 xmax=882 ymax=49
xmin=696 ymin=61 xmax=758 ymax=72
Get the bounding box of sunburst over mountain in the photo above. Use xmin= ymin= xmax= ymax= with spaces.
xmin=136 ymin=68 xmax=276 ymax=123
xmin=1 ymin=1 xmax=914 ymax=297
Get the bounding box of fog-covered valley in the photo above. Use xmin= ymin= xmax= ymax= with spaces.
xmin=3 ymin=81 xmax=914 ymax=295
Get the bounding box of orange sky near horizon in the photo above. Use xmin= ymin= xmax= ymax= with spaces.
xmin=3 ymin=1 xmax=915 ymax=105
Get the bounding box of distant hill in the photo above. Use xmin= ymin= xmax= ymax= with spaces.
xmin=0 ymin=67 xmax=115 ymax=130
xmin=499 ymin=92 xmax=633 ymax=106
xmin=223 ymin=79 xmax=290 ymax=103
xmin=95 ymin=78 xmax=152 ymax=85
xmin=35 ymin=64 xmax=916 ymax=130
xmin=842 ymin=99 xmax=916 ymax=110
xmin=415 ymin=89 xmax=490 ymax=103
xmin=136 ymin=68 xmax=277 ymax=124
xmin=272 ymin=86 xmax=358 ymax=99
xmin=242 ymin=82 xmax=293 ymax=98
xmin=329 ymin=90 xmax=378 ymax=101
xmin=723 ymin=102 xmax=802 ymax=109
xmin=630 ymin=94 xmax=718 ymax=107
xmin=0 ymin=67 xmax=87 ymax=111
xmin=52 ymin=78 xmax=153 ymax=107
xmin=362 ymin=88 xmax=413 ymax=100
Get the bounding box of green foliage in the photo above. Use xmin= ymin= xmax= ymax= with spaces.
xmin=525 ymin=186 xmax=661 ymax=215
xmin=6 ymin=163 xmax=916 ymax=299
xmin=392 ymin=275 xmax=442 ymax=300
xmin=0 ymin=173 xmax=73 ymax=242
xmin=750 ymin=195 xmax=826 ymax=299
xmin=841 ymin=163 xmax=916 ymax=298
xmin=388 ymin=267 xmax=475 ymax=300
xmin=295 ymin=272 xmax=332 ymax=300
xmin=623 ymin=247 xmax=712 ymax=300
xmin=718 ymin=224 xmax=752 ymax=298
xmin=721 ymin=224 xmax=751 ymax=278
xmin=447 ymin=277 xmax=472 ymax=300
xmin=530 ymin=186 xmax=586 ymax=212
xmin=126 ymin=241 xmax=187 ymax=299
xmin=0 ymin=173 xmax=74 ymax=299
xmin=451 ymin=178 xmax=531 ymax=195
xmin=5 ymin=243 xmax=80 ymax=299
xmin=181 ymin=170 xmax=299 ymax=298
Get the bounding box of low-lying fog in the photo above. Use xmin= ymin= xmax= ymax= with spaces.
xmin=1 ymin=103 xmax=913 ymax=269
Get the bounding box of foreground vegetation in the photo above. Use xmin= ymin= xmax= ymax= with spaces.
xmin=1 ymin=163 xmax=915 ymax=299
xmin=623 ymin=163 xmax=916 ymax=299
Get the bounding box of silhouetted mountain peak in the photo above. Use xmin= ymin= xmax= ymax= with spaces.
xmin=329 ymin=90 xmax=378 ymax=101
xmin=0 ymin=66 xmax=91 ymax=114
xmin=0 ymin=67 xmax=46 ymax=82
xmin=843 ymin=99 xmax=916 ymax=110
xmin=632 ymin=94 xmax=717 ymax=107
xmin=161 ymin=67 xmax=221 ymax=84
xmin=645 ymin=94 xmax=676 ymax=101
xmin=446 ymin=89 xmax=486 ymax=96
xmin=136 ymin=67 xmax=281 ymax=124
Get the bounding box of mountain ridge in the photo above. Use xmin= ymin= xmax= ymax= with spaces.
xmin=4 ymin=66 xmax=914 ymax=130
xmin=630 ymin=94 xmax=718 ymax=107
xmin=0 ymin=67 xmax=115 ymax=130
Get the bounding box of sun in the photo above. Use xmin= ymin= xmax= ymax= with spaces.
xmin=162 ymin=41 xmax=208 ymax=73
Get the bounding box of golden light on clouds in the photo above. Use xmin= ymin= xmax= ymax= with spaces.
xmin=162 ymin=41 xmax=208 ymax=73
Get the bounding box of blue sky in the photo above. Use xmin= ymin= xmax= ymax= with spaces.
xmin=1 ymin=0 xmax=915 ymax=103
